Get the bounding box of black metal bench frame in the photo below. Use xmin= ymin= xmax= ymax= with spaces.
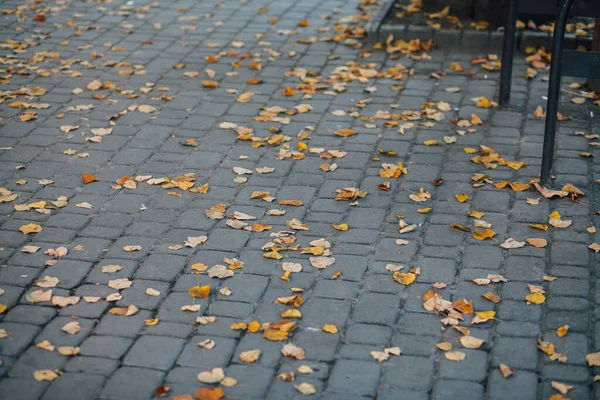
xmin=498 ymin=0 xmax=600 ymax=185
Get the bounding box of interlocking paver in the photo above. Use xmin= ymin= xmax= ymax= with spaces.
xmin=0 ymin=0 xmax=598 ymax=398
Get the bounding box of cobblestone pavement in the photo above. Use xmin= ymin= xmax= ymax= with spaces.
xmin=0 ymin=0 xmax=599 ymax=399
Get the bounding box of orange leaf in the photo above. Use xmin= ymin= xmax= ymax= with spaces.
xmin=195 ymin=387 xmax=224 ymax=400
xmin=81 ymin=174 xmax=97 ymax=184
xmin=297 ymin=19 xmax=309 ymax=27
xmin=281 ymin=86 xmax=296 ymax=96
xmin=188 ymin=285 xmax=210 ymax=299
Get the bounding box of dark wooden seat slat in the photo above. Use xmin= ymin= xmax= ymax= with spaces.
xmin=562 ymin=50 xmax=600 ymax=78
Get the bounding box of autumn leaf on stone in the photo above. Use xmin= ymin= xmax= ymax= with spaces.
xmin=195 ymin=387 xmax=225 ymax=400
xmin=310 ymin=256 xmax=335 ymax=269
xmin=197 ymin=368 xmax=225 ymax=384
xmin=471 ymin=310 xmax=495 ymax=324
xmin=57 ymin=346 xmax=80 ymax=356
xmin=589 ymin=243 xmax=600 ymax=253
xmin=36 ymin=276 xmax=59 ymax=288
xmin=548 ymin=211 xmax=572 ymax=229
xmin=500 ymin=238 xmax=526 ymax=249
xmin=275 ymin=295 xmax=304 ymax=307
xmin=533 ymin=183 xmax=568 ymax=199
xmin=282 ymin=343 xmax=305 ymax=360
xmin=188 ymin=285 xmax=210 ymax=299
xmin=323 ymin=324 xmax=338 ymax=334
xmin=445 ymin=351 xmax=466 ymax=362
xmin=34 ymin=370 xmax=59 ymax=381
xmin=409 ymin=188 xmax=431 ymax=202
xmin=455 ymin=193 xmax=468 ymax=203
xmin=240 ymin=349 xmax=261 ymax=363
xmin=26 ymin=289 xmax=52 ymax=303
xmin=123 ymin=245 xmax=142 ymax=252
xmin=393 ymin=272 xmax=416 ymax=285
xmin=295 ymin=382 xmax=316 ymax=395
xmin=108 ymin=278 xmax=132 ymax=290
xmin=52 ymin=296 xmax=80 ymax=307
xmin=184 ymin=235 xmax=207 ymax=248
xmin=334 ymin=128 xmax=357 ymax=138
xmin=208 ymin=265 xmax=234 ymax=279
xmin=551 ymin=381 xmax=573 ymax=395
xmin=499 ymin=363 xmax=515 ymax=378
xmin=20 ymin=223 xmax=42 ymax=234
xmin=138 ymin=105 xmax=156 ymax=113
xmin=472 ymin=229 xmax=495 ymax=241
xmin=81 ymin=174 xmax=97 ymax=184
xmin=525 ymin=291 xmax=545 ymax=305
xmin=460 ymin=336 xmax=485 ymax=349
xmin=556 ymin=325 xmax=569 ymax=337
xmin=61 ymin=321 xmax=81 ymax=335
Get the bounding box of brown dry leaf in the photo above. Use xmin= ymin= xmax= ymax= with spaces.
xmin=482 ymin=292 xmax=500 ymax=303
xmin=37 ymin=340 xmax=55 ymax=352
xmin=295 ymin=382 xmax=316 ymax=395
xmin=81 ymin=174 xmax=97 ymax=184
xmin=499 ymin=363 xmax=515 ymax=378
xmin=20 ymin=223 xmax=42 ymax=234
xmin=435 ymin=342 xmax=453 ymax=351
xmin=551 ymin=381 xmax=573 ymax=395
xmin=310 ymin=256 xmax=335 ymax=269
xmin=57 ymin=346 xmax=80 ymax=356
xmin=34 ymin=370 xmax=59 ymax=381
xmin=282 ymin=343 xmax=305 ymax=360
xmin=184 ymin=235 xmax=208 ymax=248
xmin=409 ymin=188 xmax=431 ymax=203
xmin=36 ymin=276 xmax=59 ymax=288
xmin=452 ymin=299 xmax=473 ymax=314
xmin=334 ymin=128 xmax=357 ymax=138
xmin=526 ymin=238 xmax=547 ymax=248
xmin=61 ymin=321 xmax=81 ymax=335
xmin=236 ymin=91 xmax=254 ymax=103
xmin=21 ymin=245 xmax=40 ymax=253
xmin=587 ymin=352 xmax=600 ymax=366
xmin=108 ymin=278 xmax=132 ymax=290
xmin=533 ymin=105 xmax=546 ymax=118
xmin=533 ymin=183 xmax=568 ymax=199
xmin=208 ymin=265 xmax=234 ymax=279
xmin=460 ymin=336 xmax=485 ymax=349
xmin=26 ymin=289 xmax=52 ymax=303
xmin=51 ymin=295 xmax=80 ymax=307
xmin=194 ymin=387 xmax=224 ymax=400
xmin=101 ymin=265 xmax=122 ymax=274
xmin=589 ymin=243 xmax=600 ymax=253
xmin=275 ymin=295 xmax=303 ymax=307
xmin=445 ymin=351 xmax=466 ymax=362
xmin=500 ymin=238 xmax=526 ymax=249
xmin=240 ymin=349 xmax=261 ymax=363
xmin=138 ymin=105 xmax=156 ymax=113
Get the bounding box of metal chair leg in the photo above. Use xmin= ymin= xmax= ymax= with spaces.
xmin=499 ymin=0 xmax=518 ymax=106
xmin=541 ymin=0 xmax=575 ymax=185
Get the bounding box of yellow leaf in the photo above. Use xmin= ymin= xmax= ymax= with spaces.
xmin=393 ymin=272 xmax=416 ymax=285
xmin=0 ymin=304 xmax=7 ymax=314
xmin=499 ymin=363 xmax=514 ymax=378
xmin=474 ymin=310 xmax=495 ymax=320
xmin=468 ymin=211 xmax=485 ymax=218
xmin=549 ymin=211 xmax=561 ymax=219
xmin=240 ymin=349 xmax=261 ymax=363
xmin=529 ymin=223 xmax=548 ymax=231
xmin=471 ymin=229 xmax=495 ymax=240
xmin=445 ymin=351 xmax=466 ymax=362
xmin=482 ymin=292 xmax=500 ymax=303
xmin=455 ymin=193 xmax=468 ymax=203
xmin=332 ymin=223 xmax=348 ymax=231
xmin=19 ymin=223 xmax=42 ymax=234
xmin=230 ymin=322 xmax=248 ymax=330
xmin=435 ymin=342 xmax=452 ymax=351
xmin=424 ymin=140 xmax=438 ymax=146
xmin=247 ymin=321 xmax=261 ymax=333
xmin=145 ymin=318 xmax=159 ymax=326
xmin=323 ymin=324 xmax=338 ymax=334
xmin=280 ymin=309 xmax=302 ymax=318
xmin=464 ymin=147 xmax=478 ymax=154
xmin=188 ymin=285 xmax=210 ymax=299
xmin=525 ymin=292 xmax=546 ymax=304
xmin=460 ymin=336 xmax=485 ymax=349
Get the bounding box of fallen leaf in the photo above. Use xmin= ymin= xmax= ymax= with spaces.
xmin=240 ymin=349 xmax=261 ymax=363
xmin=194 ymin=387 xmax=224 ymax=400
xmin=500 ymin=238 xmax=526 ymax=249
xmin=26 ymin=289 xmax=52 ymax=303
xmin=81 ymin=174 xmax=97 ymax=184
xmin=525 ymin=292 xmax=546 ymax=304
xmin=20 ymin=223 xmax=42 ymax=234
xmin=460 ymin=336 xmax=485 ymax=349
xmin=323 ymin=324 xmax=338 ymax=334
xmin=197 ymin=368 xmax=225 ymax=383
xmin=499 ymin=363 xmax=514 ymax=378
xmin=57 ymin=346 xmax=80 ymax=356
xmin=295 ymin=382 xmax=316 ymax=395
xmin=445 ymin=351 xmax=466 ymax=362
xmin=551 ymin=381 xmax=573 ymax=395
xmin=455 ymin=193 xmax=468 ymax=203
xmin=282 ymin=343 xmax=305 ymax=360
xmin=108 ymin=278 xmax=132 ymax=290
xmin=472 ymin=229 xmax=495 ymax=241
xmin=34 ymin=370 xmax=59 ymax=381
xmin=61 ymin=321 xmax=81 ymax=335
xmin=556 ymin=325 xmax=569 ymax=337
xmin=208 ymin=265 xmax=234 ymax=279
xmin=526 ymin=238 xmax=547 ymax=248
xmin=184 ymin=235 xmax=208 ymax=248
xmin=435 ymin=342 xmax=453 ymax=351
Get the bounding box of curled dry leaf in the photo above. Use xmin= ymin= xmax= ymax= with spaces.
xmin=281 ymin=343 xmax=305 ymax=360
xmin=526 ymin=238 xmax=547 ymax=248
xmin=556 ymin=325 xmax=569 ymax=337
xmin=194 ymin=387 xmax=224 ymax=400
xmin=57 ymin=346 xmax=80 ymax=356
xmin=371 ymin=351 xmax=389 ymax=362
xmin=500 ymin=238 xmax=526 ymax=249
xmin=309 ymin=256 xmax=335 ymax=269
xmin=184 ymin=235 xmax=207 ymax=248
xmin=20 ymin=223 xmax=42 ymax=234
xmin=551 ymin=381 xmax=573 ymax=395
xmin=123 ymin=245 xmax=142 ymax=252
xmin=499 ymin=363 xmax=515 ymax=378
xmin=208 ymin=265 xmax=234 ymax=279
